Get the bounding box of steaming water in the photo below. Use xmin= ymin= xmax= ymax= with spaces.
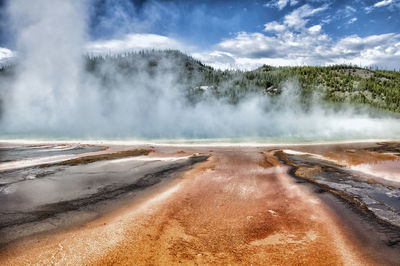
xmin=0 ymin=137 xmax=397 ymax=147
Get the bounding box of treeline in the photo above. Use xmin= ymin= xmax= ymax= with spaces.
xmin=1 ymin=50 xmax=400 ymax=113
xmin=185 ymin=58 xmax=400 ymax=112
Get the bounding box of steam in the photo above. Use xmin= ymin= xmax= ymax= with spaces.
xmin=3 ymin=0 xmax=87 ymax=132
xmin=1 ymin=0 xmax=400 ymax=141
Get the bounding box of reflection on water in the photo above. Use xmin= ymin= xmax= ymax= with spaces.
xmin=351 ymin=159 xmax=400 ymax=183
xmin=0 ymin=144 xmax=103 ymax=163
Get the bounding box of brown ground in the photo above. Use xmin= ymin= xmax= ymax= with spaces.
xmin=293 ymin=143 xmax=397 ymax=166
xmin=0 ymin=146 xmax=380 ymax=265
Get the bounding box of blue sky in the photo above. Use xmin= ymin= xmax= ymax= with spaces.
xmin=89 ymin=0 xmax=400 ymax=46
xmin=2 ymin=0 xmax=400 ymax=69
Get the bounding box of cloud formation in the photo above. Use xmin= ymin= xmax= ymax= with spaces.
xmin=198 ymin=32 xmax=400 ymax=70
xmin=0 ymin=47 xmax=13 ymax=64
xmin=282 ymin=4 xmax=328 ymax=31
xmin=87 ymin=34 xmax=187 ymax=55
xmin=374 ymin=0 xmax=393 ymax=7
xmin=348 ymin=17 xmax=357 ymax=24
xmin=365 ymin=0 xmax=400 ymax=13
xmin=193 ymin=4 xmax=400 ymax=70
xmin=0 ymin=1 xmax=399 ymax=72
xmin=265 ymin=0 xmax=299 ymax=10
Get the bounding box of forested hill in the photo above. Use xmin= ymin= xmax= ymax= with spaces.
xmin=2 ymin=50 xmax=400 ymax=113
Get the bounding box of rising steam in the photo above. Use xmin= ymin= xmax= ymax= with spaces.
xmin=2 ymin=0 xmax=86 ymax=132
xmin=1 ymin=0 xmax=400 ymax=141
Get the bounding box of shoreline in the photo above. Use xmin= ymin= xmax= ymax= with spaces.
xmin=1 ymin=138 xmax=399 ymax=147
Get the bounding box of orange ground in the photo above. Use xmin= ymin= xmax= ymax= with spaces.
xmin=294 ymin=143 xmax=396 ymax=166
xmin=0 ymin=147 xmax=376 ymax=265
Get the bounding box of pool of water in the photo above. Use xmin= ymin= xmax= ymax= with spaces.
xmin=351 ymin=159 xmax=400 ymax=183
xmin=0 ymin=144 xmax=103 ymax=163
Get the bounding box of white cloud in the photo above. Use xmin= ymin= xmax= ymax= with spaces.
xmin=216 ymin=32 xmax=287 ymax=60
xmin=320 ymin=5 xmax=356 ymax=25
xmin=3 ymin=27 xmax=400 ymax=72
xmin=191 ymin=51 xmax=237 ymax=70
xmin=366 ymin=0 xmax=400 ymax=12
xmin=79 ymin=4 xmax=395 ymax=71
xmin=2 ymin=6 xmax=400 ymax=73
xmin=264 ymin=0 xmax=299 ymax=10
xmin=348 ymin=17 xmax=358 ymax=24
xmin=308 ymin=24 xmax=322 ymax=34
xmin=283 ymin=4 xmax=328 ymax=30
xmin=277 ymin=0 xmax=289 ymax=10
xmin=264 ymin=21 xmax=286 ymax=32
xmin=0 ymin=48 xmax=14 ymax=63
xmin=195 ymin=26 xmax=400 ymax=70
xmin=343 ymin=5 xmax=356 ymax=17
xmin=264 ymin=4 xmax=328 ymax=34
xmin=374 ymin=0 xmax=393 ymax=7
xmin=199 ymin=29 xmax=330 ymax=69
xmin=190 ymin=3 xmax=400 ymax=70
xmin=86 ymin=33 xmax=186 ymax=55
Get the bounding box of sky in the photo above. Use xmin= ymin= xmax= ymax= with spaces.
xmin=1 ymin=0 xmax=400 ymax=70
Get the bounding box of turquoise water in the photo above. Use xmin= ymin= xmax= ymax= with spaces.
xmin=0 ymin=135 xmax=395 ymax=145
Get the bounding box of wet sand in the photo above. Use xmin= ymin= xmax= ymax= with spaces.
xmin=0 ymin=142 xmax=399 ymax=265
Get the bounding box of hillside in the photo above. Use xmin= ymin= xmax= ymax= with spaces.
xmin=85 ymin=50 xmax=400 ymax=113
xmin=2 ymin=50 xmax=400 ymax=113
xmin=253 ymin=65 xmax=400 ymax=113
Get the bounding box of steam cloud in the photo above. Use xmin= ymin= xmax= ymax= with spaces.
xmin=2 ymin=0 xmax=87 ymax=133
xmin=1 ymin=0 xmax=400 ymax=142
